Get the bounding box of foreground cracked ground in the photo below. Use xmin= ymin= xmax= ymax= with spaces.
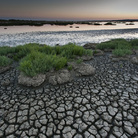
xmin=0 ymin=53 xmax=138 ymax=138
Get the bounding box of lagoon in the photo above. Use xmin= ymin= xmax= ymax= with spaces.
xmin=0 ymin=22 xmax=138 ymax=46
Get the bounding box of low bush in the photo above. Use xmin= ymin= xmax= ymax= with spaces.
xmin=93 ymin=50 xmax=98 ymax=54
xmin=68 ymin=65 xmax=72 ymax=71
xmin=97 ymin=39 xmax=131 ymax=50
xmin=129 ymin=39 xmax=138 ymax=47
xmin=97 ymin=41 xmax=116 ymax=50
xmin=132 ymin=46 xmax=138 ymax=50
xmin=53 ymin=56 xmax=67 ymax=70
xmin=0 ymin=56 xmax=12 ymax=67
xmin=14 ymin=43 xmax=40 ymax=60
xmin=112 ymin=49 xmax=132 ymax=57
xmin=0 ymin=46 xmax=16 ymax=56
xmin=40 ymin=43 xmax=93 ymax=59
xmin=0 ymin=43 xmax=92 ymax=62
xmin=39 ymin=45 xmax=55 ymax=54
xmin=19 ymin=51 xmax=67 ymax=77
xmin=117 ymin=42 xmax=131 ymax=49
xmin=0 ymin=43 xmax=93 ymax=76
xmin=60 ymin=43 xmax=92 ymax=58
xmin=76 ymin=59 xmax=83 ymax=64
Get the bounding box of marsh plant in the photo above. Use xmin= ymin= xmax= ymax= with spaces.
xmin=0 ymin=46 xmax=16 ymax=56
xmin=67 ymin=65 xmax=73 ymax=71
xmin=112 ymin=49 xmax=132 ymax=57
xmin=0 ymin=39 xmax=137 ymax=76
xmin=96 ymin=39 xmax=135 ymax=57
xmin=97 ymin=39 xmax=131 ymax=50
xmin=12 ymin=43 xmax=92 ymax=61
xmin=19 ymin=51 xmax=67 ymax=77
xmin=0 ymin=56 xmax=12 ymax=67
xmin=76 ymin=59 xmax=83 ymax=64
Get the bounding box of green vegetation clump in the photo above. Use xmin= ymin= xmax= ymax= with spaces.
xmin=112 ymin=49 xmax=132 ymax=57
xmin=40 ymin=43 xmax=93 ymax=59
xmin=13 ymin=43 xmax=40 ymax=61
xmin=0 ymin=46 xmax=16 ymax=56
xmin=11 ymin=43 xmax=92 ymax=61
xmin=0 ymin=43 xmax=93 ymax=76
xmin=18 ymin=43 xmax=92 ymax=77
xmin=67 ymin=65 xmax=73 ymax=71
xmin=97 ymin=39 xmax=130 ymax=50
xmin=129 ymin=39 xmax=138 ymax=48
xmin=76 ymin=59 xmax=83 ymax=64
xmin=0 ymin=56 xmax=12 ymax=67
xmin=53 ymin=56 xmax=67 ymax=71
xmin=19 ymin=51 xmax=67 ymax=77
xmin=96 ymin=38 xmax=134 ymax=57
xmin=93 ymin=50 xmax=99 ymax=54
xmin=2 ymin=38 xmax=138 ymax=76
xmin=0 ymin=43 xmax=92 ymax=61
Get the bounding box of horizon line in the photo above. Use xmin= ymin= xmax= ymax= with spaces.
xmin=0 ymin=17 xmax=138 ymax=22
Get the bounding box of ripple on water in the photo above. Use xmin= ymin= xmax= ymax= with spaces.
xmin=0 ymin=29 xmax=138 ymax=46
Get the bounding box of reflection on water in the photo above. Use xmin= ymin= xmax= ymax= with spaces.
xmin=0 ymin=22 xmax=138 ymax=34
xmin=0 ymin=22 xmax=138 ymax=47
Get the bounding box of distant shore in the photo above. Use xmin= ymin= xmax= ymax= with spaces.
xmin=0 ymin=19 xmax=138 ymax=26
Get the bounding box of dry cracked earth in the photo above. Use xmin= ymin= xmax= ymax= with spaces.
xmin=0 ymin=53 xmax=138 ymax=138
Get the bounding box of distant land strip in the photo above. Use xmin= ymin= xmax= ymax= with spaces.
xmin=0 ymin=19 xmax=138 ymax=26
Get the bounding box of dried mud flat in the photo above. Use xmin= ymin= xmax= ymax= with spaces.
xmin=0 ymin=53 xmax=138 ymax=138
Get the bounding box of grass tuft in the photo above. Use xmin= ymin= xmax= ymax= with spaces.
xmin=97 ymin=39 xmax=131 ymax=50
xmin=76 ymin=59 xmax=83 ymax=64
xmin=19 ymin=51 xmax=67 ymax=77
xmin=112 ymin=49 xmax=132 ymax=57
xmin=0 ymin=46 xmax=16 ymax=56
xmin=0 ymin=56 xmax=12 ymax=67
xmin=68 ymin=65 xmax=73 ymax=71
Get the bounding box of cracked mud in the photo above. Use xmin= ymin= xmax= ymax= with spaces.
xmin=0 ymin=53 xmax=138 ymax=138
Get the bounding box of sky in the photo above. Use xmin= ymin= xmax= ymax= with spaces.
xmin=0 ymin=0 xmax=138 ymax=20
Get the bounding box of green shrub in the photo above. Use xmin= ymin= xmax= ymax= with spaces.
xmin=58 ymin=43 xmax=93 ymax=59
xmin=19 ymin=51 xmax=52 ymax=76
xmin=0 ymin=56 xmax=12 ymax=67
xmin=54 ymin=46 xmax=62 ymax=55
xmin=53 ymin=56 xmax=67 ymax=70
xmin=93 ymin=50 xmax=98 ymax=54
xmin=14 ymin=43 xmax=40 ymax=60
xmin=97 ymin=41 xmax=116 ymax=50
xmin=112 ymin=49 xmax=132 ymax=57
xmin=129 ymin=39 xmax=138 ymax=47
xmin=84 ymin=49 xmax=93 ymax=56
xmin=76 ymin=59 xmax=83 ymax=64
xmin=39 ymin=45 xmax=55 ymax=54
xmin=132 ymin=46 xmax=138 ymax=50
xmin=0 ymin=43 xmax=93 ymax=76
xmin=68 ymin=65 xmax=72 ymax=71
xmin=97 ymin=39 xmax=131 ymax=50
xmin=13 ymin=43 xmax=93 ymax=61
xmin=117 ymin=41 xmax=131 ymax=49
xmin=0 ymin=46 xmax=16 ymax=56
xmin=19 ymin=51 xmax=67 ymax=77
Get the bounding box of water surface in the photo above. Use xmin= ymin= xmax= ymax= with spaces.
xmin=0 ymin=22 xmax=138 ymax=46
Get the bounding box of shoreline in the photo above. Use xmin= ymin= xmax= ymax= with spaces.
xmin=0 ymin=19 xmax=138 ymax=26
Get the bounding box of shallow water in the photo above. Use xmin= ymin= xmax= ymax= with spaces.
xmin=0 ymin=22 xmax=138 ymax=46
